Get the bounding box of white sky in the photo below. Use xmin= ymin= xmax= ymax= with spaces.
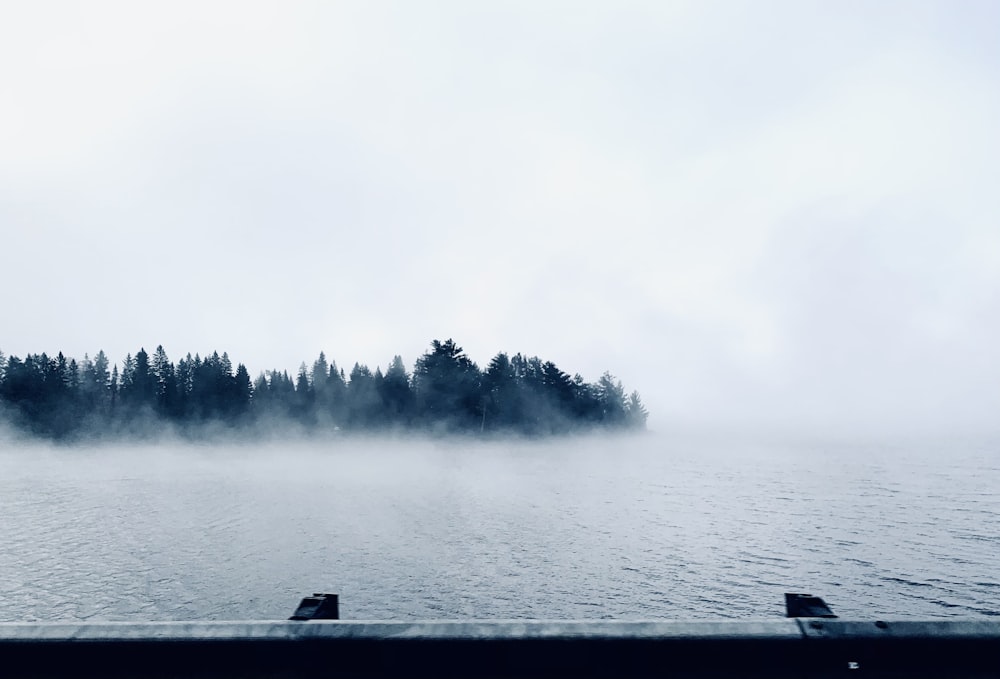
xmin=2 ymin=1 xmax=999 ymax=434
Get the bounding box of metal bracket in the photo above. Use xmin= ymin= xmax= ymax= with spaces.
xmin=289 ymin=592 xmax=340 ymax=620
xmin=785 ymin=593 xmax=837 ymax=618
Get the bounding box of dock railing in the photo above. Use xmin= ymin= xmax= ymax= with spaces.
xmin=3 ymin=618 xmax=1000 ymax=679
xmin=1 ymin=595 xmax=997 ymax=678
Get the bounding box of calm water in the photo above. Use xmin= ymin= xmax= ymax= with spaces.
xmin=1 ymin=432 xmax=999 ymax=622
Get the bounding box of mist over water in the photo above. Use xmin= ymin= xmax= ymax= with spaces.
xmin=2 ymin=432 xmax=999 ymax=622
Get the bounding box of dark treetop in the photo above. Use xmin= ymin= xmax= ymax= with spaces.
xmin=0 ymin=340 xmax=647 ymax=441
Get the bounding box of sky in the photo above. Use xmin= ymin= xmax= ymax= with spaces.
xmin=1 ymin=1 xmax=999 ymax=435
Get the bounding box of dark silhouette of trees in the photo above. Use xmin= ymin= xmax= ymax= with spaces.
xmin=326 ymin=361 xmax=348 ymax=426
xmin=1 ymin=355 xmax=41 ymax=432
xmin=293 ymin=362 xmax=313 ymax=423
xmin=483 ymin=352 xmax=519 ymax=430
xmin=175 ymin=354 xmax=195 ymax=418
xmin=152 ymin=345 xmax=179 ymax=418
xmin=185 ymin=352 xmax=246 ymax=422
xmin=346 ymin=363 xmax=380 ymax=428
xmin=596 ymin=372 xmax=628 ymax=425
xmin=110 ymin=365 xmax=119 ymax=414
xmin=80 ymin=351 xmax=111 ymax=417
xmin=253 ymin=369 xmax=297 ymax=420
xmin=413 ymin=339 xmax=484 ymax=431
xmin=233 ymin=364 xmax=252 ymax=419
xmin=0 ymin=353 xmax=78 ymax=437
xmin=122 ymin=348 xmax=155 ymax=413
xmin=311 ymin=353 xmax=331 ymax=420
xmin=626 ymin=391 xmax=648 ymax=430
xmin=0 ymin=339 xmax=647 ymax=440
xmin=380 ymin=355 xmax=414 ymax=426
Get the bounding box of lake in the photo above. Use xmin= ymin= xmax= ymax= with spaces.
xmin=1 ymin=431 xmax=998 ymax=622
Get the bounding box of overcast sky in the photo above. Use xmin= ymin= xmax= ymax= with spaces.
xmin=2 ymin=1 xmax=999 ymax=434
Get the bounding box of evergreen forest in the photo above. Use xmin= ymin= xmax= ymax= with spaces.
xmin=0 ymin=339 xmax=647 ymax=441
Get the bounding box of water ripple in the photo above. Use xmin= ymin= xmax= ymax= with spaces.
xmin=1 ymin=436 xmax=999 ymax=621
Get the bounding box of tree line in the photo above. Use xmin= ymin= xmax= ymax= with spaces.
xmin=0 ymin=339 xmax=647 ymax=440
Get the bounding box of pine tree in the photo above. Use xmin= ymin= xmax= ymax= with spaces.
xmin=175 ymin=354 xmax=194 ymax=419
xmin=233 ymin=363 xmax=252 ymax=417
xmin=484 ymin=352 xmax=519 ymax=430
xmin=597 ymin=372 xmax=626 ymax=425
xmin=110 ymin=364 xmax=119 ymax=413
xmin=134 ymin=348 xmax=154 ymax=407
xmin=326 ymin=361 xmax=347 ymax=426
xmin=119 ymin=353 xmax=135 ymax=406
xmin=294 ymin=362 xmax=314 ymax=421
xmin=625 ymin=391 xmax=648 ymax=430
xmin=312 ymin=352 xmax=329 ymax=393
xmin=413 ymin=339 xmax=482 ymax=430
xmin=79 ymin=350 xmax=112 ymax=417
xmin=252 ymin=373 xmax=269 ymax=414
xmin=151 ymin=345 xmax=178 ymax=417
xmin=346 ymin=363 xmax=379 ymax=428
xmin=380 ymin=355 xmax=414 ymax=424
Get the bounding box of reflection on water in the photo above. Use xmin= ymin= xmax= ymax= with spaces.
xmin=1 ymin=433 xmax=998 ymax=621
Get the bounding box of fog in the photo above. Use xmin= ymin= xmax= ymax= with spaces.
xmin=2 ymin=2 xmax=999 ymax=436
xmin=2 ymin=433 xmax=998 ymax=621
